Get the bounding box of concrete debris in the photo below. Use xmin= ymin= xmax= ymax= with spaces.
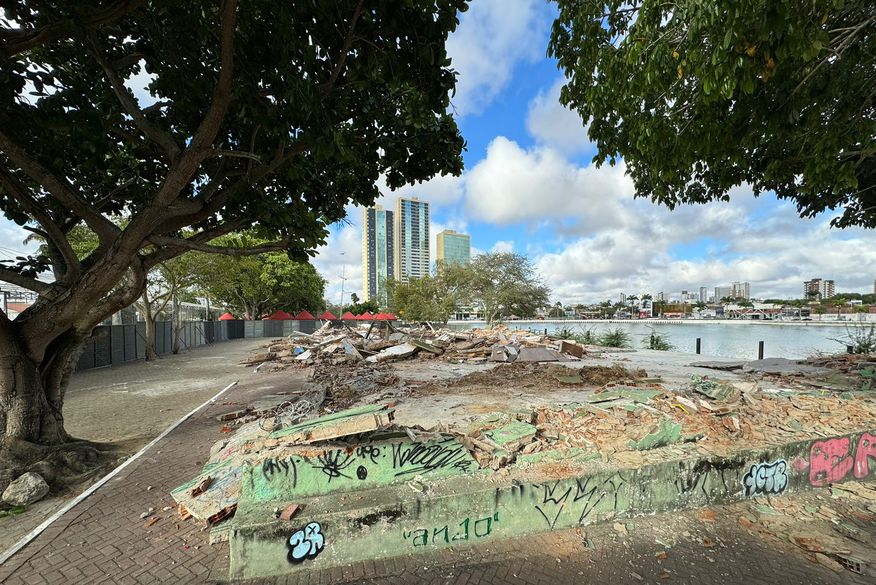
xmin=2 ymin=472 xmax=50 ymax=506
xmin=240 ymin=323 xmax=580 ymax=370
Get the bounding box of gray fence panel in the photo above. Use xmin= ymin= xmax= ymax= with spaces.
xmin=111 ymin=325 xmax=125 ymax=364
xmin=94 ymin=326 xmax=112 ymax=367
xmin=299 ymin=320 xmax=317 ymax=334
xmin=124 ymin=324 xmax=137 ymax=361
xmin=244 ymin=320 xmax=255 ymax=338
xmin=135 ymin=323 xmax=146 ymax=359
xmin=252 ymin=321 xmax=264 ymax=338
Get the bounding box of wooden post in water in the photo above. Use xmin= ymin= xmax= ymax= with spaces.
xmin=695 ymin=338 xmax=701 ymax=354
xmin=758 ymin=341 xmax=764 ymax=360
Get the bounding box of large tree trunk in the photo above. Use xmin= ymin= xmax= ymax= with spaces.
xmin=144 ymin=314 xmax=158 ymax=361
xmin=171 ymin=293 xmax=182 ymax=354
xmin=0 ymin=322 xmax=83 ymax=445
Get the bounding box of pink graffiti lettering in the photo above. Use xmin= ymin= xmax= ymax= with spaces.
xmin=809 ymin=437 xmax=853 ymax=487
xmin=854 ymin=432 xmax=876 ymax=479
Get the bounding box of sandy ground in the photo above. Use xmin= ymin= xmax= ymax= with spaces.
xmin=0 ymin=338 xmax=266 ymax=553
xmin=388 ymin=348 xmax=750 ymax=428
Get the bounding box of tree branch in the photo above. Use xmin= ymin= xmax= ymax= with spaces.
xmin=0 ymin=0 xmax=146 ymax=57
xmin=0 ymin=165 xmax=81 ymax=281
xmin=87 ymin=39 xmax=181 ymax=158
xmin=0 ymin=266 xmax=51 ymax=294
xmin=0 ymin=130 xmax=120 ymax=243
xmin=147 ymin=234 xmax=290 ymax=257
xmin=322 ymin=0 xmax=364 ymax=97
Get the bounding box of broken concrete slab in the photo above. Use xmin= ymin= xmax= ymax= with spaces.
xmin=365 ymin=343 xmax=419 ymax=363
xmin=690 ymin=360 xmax=745 ymax=371
xmin=742 ymin=358 xmax=832 ymax=376
xmin=409 ymin=339 xmax=443 ymax=354
xmin=516 ymin=347 xmax=561 ymax=362
xmin=342 ymin=338 xmax=364 ymax=361
xmin=629 ymin=420 xmax=683 ymax=451
xmin=559 ymin=340 xmax=584 ymax=358
xmin=587 ymin=387 xmax=663 ymax=404
xmin=268 ymin=403 xmax=395 ymax=443
xmin=483 ymin=421 xmax=537 ymax=451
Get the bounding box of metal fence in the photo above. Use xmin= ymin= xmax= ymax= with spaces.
xmin=75 ymin=319 xmax=319 ymax=371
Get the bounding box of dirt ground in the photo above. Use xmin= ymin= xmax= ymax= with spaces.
xmin=0 ymin=338 xmax=266 ymax=553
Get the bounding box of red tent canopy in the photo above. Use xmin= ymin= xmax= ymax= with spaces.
xmin=341 ymin=311 xmax=356 ymax=320
xmin=218 ymin=312 xmax=235 ymax=321
xmin=319 ymin=311 xmax=338 ymax=320
xmin=373 ymin=312 xmax=389 ymax=320
xmin=265 ymin=310 xmax=293 ymax=320
xmin=295 ymin=310 xmax=316 ymax=320
xmin=384 ymin=312 xmax=397 ymax=320
xmin=362 ymin=311 xmax=376 ymax=320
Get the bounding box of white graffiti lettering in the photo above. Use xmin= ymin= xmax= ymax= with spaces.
xmin=741 ymin=460 xmax=788 ymax=497
xmin=287 ymin=522 xmax=325 ymax=563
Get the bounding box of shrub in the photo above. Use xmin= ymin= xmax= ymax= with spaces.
xmin=598 ymin=328 xmax=630 ymax=348
xmin=644 ymin=330 xmax=674 ymax=351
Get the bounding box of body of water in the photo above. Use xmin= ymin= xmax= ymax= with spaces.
xmin=447 ymin=320 xmax=867 ymax=360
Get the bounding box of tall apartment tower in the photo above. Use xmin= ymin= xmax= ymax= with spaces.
xmin=698 ymin=287 xmax=708 ymax=303
xmin=731 ymin=281 xmax=751 ymax=300
xmin=394 ymin=197 xmax=429 ymax=282
xmin=361 ymin=206 xmax=394 ymax=305
xmin=436 ymin=229 xmax=471 ymax=267
xmin=803 ymin=278 xmax=835 ymax=300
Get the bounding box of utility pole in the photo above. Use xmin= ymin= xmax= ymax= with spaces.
xmin=338 ymin=252 xmax=346 ymax=315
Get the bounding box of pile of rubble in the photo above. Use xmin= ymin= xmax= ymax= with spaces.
xmin=240 ymin=321 xmax=586 ymax=370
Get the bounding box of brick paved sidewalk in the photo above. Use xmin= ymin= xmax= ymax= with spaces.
xmin=2 ymin=366 xmax=872 ymax=585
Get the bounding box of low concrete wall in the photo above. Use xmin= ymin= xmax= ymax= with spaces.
xmin=229 ymin=429 xmax=876 ymax=579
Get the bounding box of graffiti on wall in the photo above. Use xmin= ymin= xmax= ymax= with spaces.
xmin=809 ymin=432 xmax=876 ymax=487
xmin=403 ymin=512 xmax=499 ymax=547
xmin=741 ymin=460 xmax=788 ymax=497
xmin=530 ymin=472 xmax=627 ymax=530
xmin=287 ymin=522 xmax=325 ymax=563
xmin=254 ymin=437 xmax=477 ymax=501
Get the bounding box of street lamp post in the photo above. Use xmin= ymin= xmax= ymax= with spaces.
xmin=338 ymin=252 xmax=347 ymax=316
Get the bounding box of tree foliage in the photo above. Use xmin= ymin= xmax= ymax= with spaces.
xmin=0 ymin=0 xmax=466 ymax=447
xmin=387 ymin=274 xmax=459 ymax=323
xmin=550 ymin=0 xmax=876 ymax=227
xmin=191 ymin=233 xmax=325 ymax=319
xmin=447 ymin=253 xmax=551 ymax=326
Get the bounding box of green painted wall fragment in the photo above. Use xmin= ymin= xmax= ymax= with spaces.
xmin=629 ymin=420 xmax=683 ymax=450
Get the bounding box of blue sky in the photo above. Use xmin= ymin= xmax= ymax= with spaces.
xmin=313 ymin=0 xmax=876 ymax=305
xmin=2 ymin=1 xmax=874 ymax=305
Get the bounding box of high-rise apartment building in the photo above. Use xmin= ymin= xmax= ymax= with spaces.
xmin=803 ymin=278 xmax=835 ymax=300
xmin=699 ymin=287 xmax=708 ymax=303
xmin=435 ymin=229 xmax=471 ymax=267
xmin=731 ymin=281 xmax=751 ymax=300
xmin=714 ymin=286 xmax=733 ymax=301
xmin=361 ymin=206 xmax=394 ymax=305
xmin=394 ymin=197 xmax=430 ymax=282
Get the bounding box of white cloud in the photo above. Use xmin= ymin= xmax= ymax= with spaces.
xmin=376 ymin=172 xmax=465 ymax=209
xmin=464 ymin=136 xmax=634 ymax=230
xmin=312 ymin=220 xmax=363 ymax=307
xmin=491 ymin=240 xmax=515 ymax=253
xmin=446 ymin=0 xmax=552 ymax=116
xmin=526 ymin=78 xmax=592 ymax=154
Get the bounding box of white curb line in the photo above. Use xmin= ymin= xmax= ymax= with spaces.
xmin=0 ymin=380 xmax=239 ymax=566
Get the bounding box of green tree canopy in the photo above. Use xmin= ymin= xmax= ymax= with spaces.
xmin=387 ymin=274 xmax=460 ymax=323
xmin=0 ymin=0 xmax=466 ymax=448
xmin=447 ymin=253 xmax=551 ymax=326
xmin=550 ymin=1 xmax=875 ymax=227
xmin=192 ymin=233 xmax=325 ymax=319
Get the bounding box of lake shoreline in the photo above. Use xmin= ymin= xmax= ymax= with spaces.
xmin=447 ymin=319 xmax=870 ymax=328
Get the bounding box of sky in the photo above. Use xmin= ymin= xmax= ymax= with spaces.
xmin=2 ymin=1 xmax=875 ymax=306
